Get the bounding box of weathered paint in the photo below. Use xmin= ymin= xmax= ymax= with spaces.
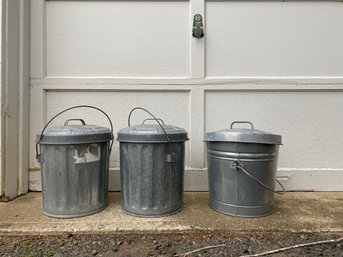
xmin=24 ymin=0 xmax=343 ymax=192
xmin=1 ymin=0 xmax=30 ymax=199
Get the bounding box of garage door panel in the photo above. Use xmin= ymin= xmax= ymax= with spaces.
xmin=206 ymin=1 xmax=343 ymax=77
xmin=46 ymin=1 xmax=190 ymax=77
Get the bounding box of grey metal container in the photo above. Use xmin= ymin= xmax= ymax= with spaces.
xmin=37 ymin=109 xmax=113 ymax=218
xmin=204 ymin=121 xmax=282 ymax=217
xmin=117 ymin=107 xmax=188 ymax=217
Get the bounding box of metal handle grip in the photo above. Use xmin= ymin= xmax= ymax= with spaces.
xmin=142 ymin=118 xmax=165 ymax=125
xmin=230 ymin=121 xmax=254 ymax=130
xmin=234 ymin=160 xmax=285 ymax=195
xmin=64 ymin=119 xmax=86 ymax=126
xmin=36 ymin=105 xmax=114 ymax=160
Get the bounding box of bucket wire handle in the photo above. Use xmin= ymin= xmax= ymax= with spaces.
xmin=128 ymin=107 xmax=173 ymax=161
xmin=231 ymin=121 xmax=254 ymax=130
xmin=234 ymin=160 xmax=285 ymax=195
xmin=36 ymin=105 xmax=114 ymax=160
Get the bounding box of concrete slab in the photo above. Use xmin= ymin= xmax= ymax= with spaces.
xmin=0 ymin=192 xmax=342 ymax=235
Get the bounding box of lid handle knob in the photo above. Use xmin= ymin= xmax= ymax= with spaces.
xmin=64 ymin=119 xmax=86 ymax=126
xmin=36 ymin=105 xmax=114 ymax=160
xmin=142 ymin=118 xmax=165 ymax=125
xmin=128 ymin=107 xmax=174 ymax=160
xmin=230 ymin=121 xmax=254 ymax=130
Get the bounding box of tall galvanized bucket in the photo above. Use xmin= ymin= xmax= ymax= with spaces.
xmin=204 ymin=121 xmax=283 ymax=217
xmin=36 ymin=106 xmax=114 ymax=218
xmin=117 ymin=107 xmax=188 ymax=217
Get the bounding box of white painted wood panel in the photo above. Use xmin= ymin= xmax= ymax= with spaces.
xmin=0 ymin=1 xmax=3 ymax=195
xmin=190 ymin=0 xmax=205 ymax=78
xmin=30 ymin=0 xmax=45 ymax=78
xmin=205 ymin=91 xmax=343 ymax=169
xmin=206 ymin=1 xmax=343 ymax=77
xmin=1 ymin=0 xmax=30 ymax=199
xmin=30 ymin=90 xmax=190 ymax=169
xmin=26 ymin=0 xmax=343 ymax=192
xmin=46 ymin=1 xmax=190 ymax=77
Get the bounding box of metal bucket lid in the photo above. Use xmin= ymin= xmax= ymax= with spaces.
xmin=204 ymin=121 xmax=282 ymax=145
xmin=117 ymin=123 xmax=188 ymax=143
xmin=37 ymin=119 xmax=112 ymax=144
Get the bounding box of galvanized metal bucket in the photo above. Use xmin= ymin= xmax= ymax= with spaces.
xmin=36 ymin=105 xmax=114 ymax=218
xmin=204 ymin=121 xmax=284 ymax=217
xmin=117 ymin=107 xmax=188 ymax=217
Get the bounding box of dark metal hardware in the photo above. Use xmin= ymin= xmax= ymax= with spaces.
xmin=192 ymin=14 xmax=204 ymax=39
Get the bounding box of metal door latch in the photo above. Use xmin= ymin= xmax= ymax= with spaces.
xmin=192 ymin=14 xmax=204 ymax=39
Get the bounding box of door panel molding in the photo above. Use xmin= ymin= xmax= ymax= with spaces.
xmin=1 ymin=0 xmax=30 ymax=200
xmin=27 ymin=0 xmax=343 ymax=192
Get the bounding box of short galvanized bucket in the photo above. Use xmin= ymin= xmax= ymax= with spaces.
xmin=117 ymin=107 xmax=188 ymax=217
xmin=36 ymin=105 xmax=114 ymax=218
xmin=204 ymin=121 xmax=284 ymax=217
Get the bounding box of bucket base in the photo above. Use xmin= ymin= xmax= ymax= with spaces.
xmin=210 ymin=198 xmax=273 ymax=218
xmin=121 ymin=207 xmax=183 ymax=218
xmin=43 ymin=204 xmax=108 ymax=219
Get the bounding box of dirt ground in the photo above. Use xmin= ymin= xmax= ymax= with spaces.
xmin=0 ymin=232 xmax=342 ymax=257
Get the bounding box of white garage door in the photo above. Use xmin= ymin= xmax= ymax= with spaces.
xmin=29 ymin=0 xmax=343 ymax=191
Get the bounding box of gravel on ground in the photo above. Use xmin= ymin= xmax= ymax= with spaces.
xmin=0 ymin=232 xmax=342 ymax=257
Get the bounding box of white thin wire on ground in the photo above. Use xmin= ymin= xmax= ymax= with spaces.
xmin=239 ymin=236 xmax=343 ymax=257
xmin=174 ymin=237 xmax=343 ymax=257
xmin=174 ymin=244 xmax=226 ymax=257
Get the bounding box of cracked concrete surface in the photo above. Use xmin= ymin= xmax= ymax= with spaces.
xmin=0 ymin=192 xmax=342 ymax=235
